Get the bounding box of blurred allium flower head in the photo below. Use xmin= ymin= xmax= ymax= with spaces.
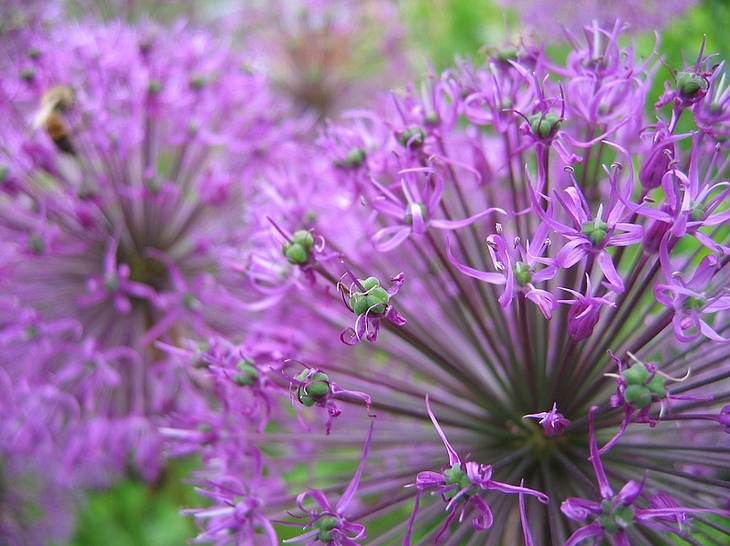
xmin=232 ymin=0 xmax=411 ymax=119
xmin=165 ymin=21 xmax=730 ymax=544
xmin=497 ymin=0 xmax=698 ymax=40
xmin=0 ymin=17 xmax=302 ymax=542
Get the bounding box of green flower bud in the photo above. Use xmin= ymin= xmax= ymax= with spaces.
xmin=646 ymin=374 xmax=666 ymax=399
xmin=443 ymin=463 xmax=477 ymax=499
xmin=335 ymin=147 xmax=366 ymax=168
xmin=676 ymin=71 xmax=708 ymax=99
xmin=512 ymin=261 xmax=533 ymax=287
xmin=148 ymin=80 xmax=162 ymax=94
xmin=683 ymin=296 xmax=705 ymax=311
xmin=295 ymin=369 xmax=330 ymax=405
xmin=349 ymin=277 xmax=389 ymax=315
xmin=691 ymin=203 xmax=706 ymax=222
xmin=529 ymin=113 xmax=561 ymax=138
xmin=315 ymin=515 xmax=339 ymax=543
xmin=396 ymin=126 xmax=426 ymax=148
xmin=233 ymin=358 xmax=259 ymax=386
xmin=305 ymin=372 xmax=330 ymax=397
xmin=580 ymin=219 xmax=610 ymax=246
xmin=623 ymin=384 xmax=653 ymax=409
xmin=284 ymin=243 xmax=308 ymax=264
xmin=189 ymin=75 xmax=207 ymax=89
xmin=622 ymin=362 xmax=650 ymax=386
xmin=598 ymin=498 xmax=635 ymax=533
xmin=283 ymin=230 xmax=314 ymax=265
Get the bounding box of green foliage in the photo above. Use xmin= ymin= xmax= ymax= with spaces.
xmin=399 ymin=0 xmax=515 ymax=70
xmin=67 ymin=459 xmax=200 ymax=546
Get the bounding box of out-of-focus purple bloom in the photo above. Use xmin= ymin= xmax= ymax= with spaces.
xmin=497 ymin=0 xmax=698 ymax=40
xmin=229 ymin=0 xmax=412 ymax=119
xmin=0 ymin=16 xmax=303 ymax=542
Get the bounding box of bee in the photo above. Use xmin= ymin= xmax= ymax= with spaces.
xmin=32 ymin=85 xmax=76 ymax=155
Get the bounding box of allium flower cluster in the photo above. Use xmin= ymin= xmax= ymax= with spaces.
xmin=164 ymin=21 xmax=730 ymax=545
xmin=0 ymin=17 xmax=302 ymax=543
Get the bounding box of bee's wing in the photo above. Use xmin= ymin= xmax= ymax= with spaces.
xmin=31 ymin=102 xmax=55 ymax=131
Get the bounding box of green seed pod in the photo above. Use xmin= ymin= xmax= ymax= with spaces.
xmin=283 ymin=243 xmax=308 ymax=264
xmin=350 ymin=277 xmax=389 ymax=315
xmin=512 ymin=261 xmax=533 ymax=287
xmin=315 ymin=515 xmax=339 ymax=543
xmin=529 ymin=113 xmax=561 ymax=138
xmin=683 ymin=296 xmax=705 ymax=311
xmin=623 ymin=384 xmax=652 ymax=409
xmin=292 ymin=230 xmax=314 ymax=249
xmin=233 ymin=358 xmax=259 ymax=387
xmin=580 ymin=219 xmax=610 ymax=247
xmin=335 ymin=147 xmax=367 ymax=168
xmin=646 ymin=374 xmax=666 ymax=399
xmin=676 ymin=71 xmax=708 ymax=99
xmin=396 ymin=126 xmax=426 ymax=148
xmin=298 ymin=393 xmax=316 ymax=407
xmin=305 ymin=373 xmax=330 ymax=398
xmin=622 ymin=362 xmax=650 ymax=386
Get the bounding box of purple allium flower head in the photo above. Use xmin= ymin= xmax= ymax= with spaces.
xmin=165 ymin=21 xmax=730 ymax=545
xmin=560 ymin=407 xmax=726 ymax=545
xmin=0 ymin=16 xmax=304 ymax=541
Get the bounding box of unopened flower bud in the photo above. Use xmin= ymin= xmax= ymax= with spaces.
xmin=676 ymin=71 xmax=708 ymax=100
xmin=334 ymin=147 xmax=367 ymax=168
xmin=233 ymin=358 xmax=259 ymax=386
xmin=349 ymin=277 xmax=389 ymax=315
xmin=581 ymin=219 xmax=609 ymax=246
xmin=529 ymin=113 xmax=561 ymax=139
xmin=396 ymin=126 xmax=426 ymax=148
xmin=295 ymin=369 xmax=331 ymax=407
xmin=283 ymin=230 xmax=314 ymax=265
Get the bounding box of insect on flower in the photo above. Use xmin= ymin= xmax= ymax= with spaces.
xmin=32 ymin=84 xmax=76 ymax=155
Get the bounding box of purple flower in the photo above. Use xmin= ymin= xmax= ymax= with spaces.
xmin=561 ymin=407 xmax=726 ymax=545
xmin=184 ymin=22 xmax=730 ymax=545
xmin=524 ymin=402 xmax=571 ymax=437
xmin=337 ymin=264 xmax=407 ymax=345
xmin=405 ymin=396 xmax=549 ymax=544
xmin=283 ymin=422 xmax=374 ymax=545
xmin=0 ymin=17 xmax=303 ymax=540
